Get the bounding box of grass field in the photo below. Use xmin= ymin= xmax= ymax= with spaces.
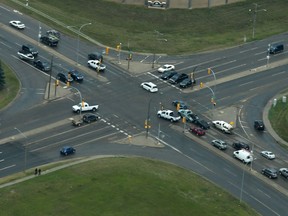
xmin=269 ymin=97 xmax=288 ymax=143
xmin=3 ymin=0 xmax=288 ymax=54
xmin=0 ymin=61 xmax=19 ymax=110
xmin=0 ymin=157 xmax=258 ymax=216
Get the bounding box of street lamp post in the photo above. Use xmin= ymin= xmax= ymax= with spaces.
xmin=14 ymin=127 xmax=28 ymax=172
xmin=250 ymin=3 xmax=266 ymax=39
xmin=76 ymin=22 xmax=92 ymax=65
xmin=68 ymin=86 xmax=83 ymax=117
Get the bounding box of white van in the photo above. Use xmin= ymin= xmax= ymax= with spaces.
xmin=233 ymin=150 xmax=253 ymax=163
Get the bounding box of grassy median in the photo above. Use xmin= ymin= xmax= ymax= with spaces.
xmin=0 ymin=157 xmax=258 ymax=216
xmin=269 ymin=96 xmax=288 ymax=143
xmin=0 ymin=62 xmax=19 ymax=110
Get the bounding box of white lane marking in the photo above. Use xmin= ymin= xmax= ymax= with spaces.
xmin=257 ymin=189 xmax=271 ymax=198
xmin=0 ymin=159 xmax=4 ymax=162
xmin=0 ymin=5 xmax=10 ymax=11
xmin=239 ymin=47 xmax=258 ymax=53
xmin=0 ymin=42 xmax=12 ymax=48
xmin=239 ymin=81 xmax=254 ymax=86
xmin=224 ymin=168 xmax=237 ymax=177
xmin=272 ymin=71 xmax=286 ymax=76
xmin=0 ymin=164 xmax=16 ymax=171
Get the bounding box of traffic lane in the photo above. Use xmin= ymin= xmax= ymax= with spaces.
xmin=156 ymin=126 xmax=288 ymax=216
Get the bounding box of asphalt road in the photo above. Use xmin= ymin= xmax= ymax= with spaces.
xmin=1 ymin=3 xmax=288 ymax=215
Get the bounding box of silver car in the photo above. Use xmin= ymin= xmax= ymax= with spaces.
xmin=211 ymin=139 xmax=227 ymax=150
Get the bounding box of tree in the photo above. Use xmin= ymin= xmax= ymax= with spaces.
xmin=0 ymin=60 xmax=6 ymax=90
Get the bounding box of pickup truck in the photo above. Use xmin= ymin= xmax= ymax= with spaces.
xmin=72 ymin=102 xmax=99 ymax=113
xmin=157 ymin=110 xmax=181 ymax=122
xmin=212 ymin=120 xmax=233 ymax=134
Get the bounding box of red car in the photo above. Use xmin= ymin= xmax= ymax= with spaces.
xmin=189 ymin=127 xmax=205 ymax=136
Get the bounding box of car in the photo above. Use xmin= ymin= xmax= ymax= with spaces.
xmin=172 ymin=100 xmax=188 ymax=109
xmin=68 ymin=69 xmax=84 ymax=82
xmin=254 ymin=120 xmax=265 ymax=131
xmin=189 ymin=127 xmax=205 ymax=136
xmin=40 ymin=35 xmax=59 ymax=46
xmin=88 ymin=52 xmax=103 ymax=62
xmin=232 ymin=142 xmax=249 ymax=150
xmin=279 ymin=168 xmax=288 ymax=179
xmin=60 ymin=146 xmax=76 ymax=156
xmin=83 ymin=113 xmax=99 ymax=123
xmin=87 ymin=60 xmax=106 ymax=71
xmin=261 ymin=151 xmax=276 ymax=160
xmin=233 ymin=149 xmax=253 ymax=163
xmin=17 ymin=50 xmax=34 ymax=61
xmin=22 ymin=44 xmax=38 ymax=56
xmin=148 ymin=0 xmax=166 ymax=7
xmin=160 ymin=71 xmax=178 ymax=80
xmin=261 ymin=168 xmax=278 ymax=179
xmin=211 ymin=139 xmax=227 ymax=150
xmin=169 ymin=73 xmax=188 ymax=84
xmin=178 ymin=109 xmax=199 ymax=123
xmin=179 ymin=78 xmax=192 ymax=88
xmin=33 ymin=60 xmax=51 ymax=72
xmin=140 ymin=82 xmax=158 ymax=93
xmin=9 ymin=20 xmax=25 ymax=29
xmin=194 ymin=119 xmax=210 ymax=130
xmin=46 ymin=29 xmax=60 ymax=39
xmin=57 ymin=72 xmax=73 ymax=83
xmin=268 ymin=43 xmax=284 ymax=54
xmin=157 ymin=64 xmax=175 ymax=73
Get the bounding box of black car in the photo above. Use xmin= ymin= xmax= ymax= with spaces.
xmin=161 ymin=71 xmax=178 ymax=80
xmin=22 ymin=44 xmax=38 ymax=56
xmin=83 ymin=113 xmax=99 ymax=123
xmin=60 ymin=146 xmax=76 ymax=156
xmin=88 ymin=52 xmax=103 ymax=62
xmin=172 ymin=100 xmax=188 ymax=109
xmin=254 ymin=120 xmax=265 ymax=131
xmin=57 ymin=72 xmax=73 ymax=83
xmin=40 ymin=35 xmax=59 ymax=47
xmin=232 ymin=142 xmax=250 ymax=150
xmin=33 ymin=60 xmax=51 ymax=72
xmin=179 ymin=78 xmax=192 ymax=88
xmin=268 ymin=43 xmax=284 ymax=54
xmin=261 ymin=168 xmax=278 ymax=179
xmin=169 ymin=73 xmax=188 ymax=84
xmin=68 ymin=69 xmax=84 ymax=82
xmin=194 ymin=119 xmax=210 ymax=130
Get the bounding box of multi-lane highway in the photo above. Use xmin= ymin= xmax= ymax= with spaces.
xmin=1 ymin=3 xmax=288 ymax=215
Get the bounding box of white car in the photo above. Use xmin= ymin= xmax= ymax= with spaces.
xmin=157 ymin=64 xmax=175 ymax=73
xmin=260 ymin=151 xmax=276 ymax=160
xmin=17 ymin=50 xmax=34 ymax=61
xmin=9 ymin=20 xmax=25 ymax=29
xmin=140 ymin=82 xmax=158 ymax=93
xmin=87 ymin=60 xmax=106 ymax=71
xmin=279 ymin=168 xmax=288 ymax=178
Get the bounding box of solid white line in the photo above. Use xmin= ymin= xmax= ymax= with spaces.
xmin=0 ymin=159 xmax=4 ymax=162
xmin=0 ymin=42 xmax=12 ymax=48
xmin=249 ymin=195 xmax=280 ymax=216
xmin=0 ymin=5 xmax=10 ymax=11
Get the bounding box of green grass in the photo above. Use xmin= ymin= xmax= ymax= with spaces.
xmin=3 ymin=0 xmax=288 ymax=54
xmin=269 ymin=97 xmax=288 ymax=143
xmin=0 ymin=157 xmax=258 ymax=216
xmin=0 ymin=62 xmax=19 ymax=110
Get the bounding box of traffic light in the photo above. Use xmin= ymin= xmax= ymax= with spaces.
xmin=56 ymin=79 xmax=59 ymax=86
xmin=200 ymin=82 xmax=204 ymax=88
xmin=106 ymin=47 xmax=109 ymax=55
xmin=82 ymin=100 xmax=85 ymax=107
xmin=182 ymin=117 xmax=186 ymax=123
xmin=177 ymin=103 xmax=180 ymax=111
xmin=208 ymin=68 xmax=211 ymax=75
xmin=66 ymin=81 xmax=70 ymax=87
xmin=144 ymin=120 xmax=151 ymax=129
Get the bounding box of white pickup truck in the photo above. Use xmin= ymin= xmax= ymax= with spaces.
xmin=212 ymin=120 xmax=233 ymax=134
xmin=72 ymin=102 xmax=99 ymax=113
xmin=157 ymin=110 xmax=181 ymax=122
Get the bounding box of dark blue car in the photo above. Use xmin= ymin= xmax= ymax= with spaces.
xmin=60 ymin=146 xmax=76 ymax=156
